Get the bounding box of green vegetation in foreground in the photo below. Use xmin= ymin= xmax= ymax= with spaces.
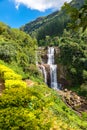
xmin=0 ymin=64 xmax=87 ymax=130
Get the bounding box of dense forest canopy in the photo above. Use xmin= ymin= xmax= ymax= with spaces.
xmin=62 ymin=0 xmax=87 ymax=31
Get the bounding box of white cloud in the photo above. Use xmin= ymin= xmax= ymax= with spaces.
xmin=13 ymin=0 xmax=72 ymax=11
xmin=15 ymin=4 xmax=19 ymax=10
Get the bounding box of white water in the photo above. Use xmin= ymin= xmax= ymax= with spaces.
xmin=36 ymin=50 xmax=47 ymax=84
xmin=41 ymin=65 xmax=47 ymax=84
xmin=35 ymin=50 xmax=38 ymax=65
xmin=36 ymin=47 xmax=60 ymax=89
xmin=47 ymin=47 xmax=54 ymax=64
xmin=47 ymin=47 xmax=58 ymax=90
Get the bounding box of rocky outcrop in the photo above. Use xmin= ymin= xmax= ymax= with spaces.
xmin=58 ymin=89 xmax=87 ymax=114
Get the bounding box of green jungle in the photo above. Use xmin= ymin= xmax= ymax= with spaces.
xmin=0 ymin=0 xmax=87 ymax=130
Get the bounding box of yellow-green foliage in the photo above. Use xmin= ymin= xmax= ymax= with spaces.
xmin=0 ymin=85 xmax=87 ymax=130
xmin=0 ymin=64 xmax=13 ymax=75
xmin=3 ymin=72 xmax=22 ymax=80
xmin=0 ymin=64 xmax=26 ymax=89
xmin=0 ymin=64 xmax=87 ymax=130
xmin=5 ymin=80 xmax=26 ymax=89
xmin=0 ymin=64 xmax=22 ymax=80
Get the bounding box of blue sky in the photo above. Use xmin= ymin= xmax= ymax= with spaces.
xmin=0 ymin=0 xmax=71 ymax=28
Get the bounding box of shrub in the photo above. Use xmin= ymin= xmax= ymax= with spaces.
xmin=3 ymin=72 xmax=22 ymax=80
xmin=0 ymin=107 xmax=37 ymax=130
xmin=0 ymin=64 xmax=13 ymax=77
xmin=82 ymin=112 xmax=87 ymax=120
xmin=70 ymin=68 xmax=77 ymax=75
xmin=83 ymin=70 xmax=87 ymax=80
xmin=0 ymin=64 xmax=25 ymax=90
xmin=5 ymin=80 xmax=27 ymax=89
xmin=28 ymin=64 xmax=40 ymax=77
xmin=80 ymin=83 xmax=87 ymax=97
xmin=0 ymin=64 xmax=22 ymax=80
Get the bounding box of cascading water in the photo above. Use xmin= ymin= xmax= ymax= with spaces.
xmin=40 ymin=65 xmax=47 ymax=84
xmin=47 ymin=47 xmax=58 ymax=90
xmin=47 ymin=47 xmax=54 ymax=64
xmin=36 ymin=49 xmax=47 ymax=84
xmin=37 ymin=47 xmax=60 ymax=89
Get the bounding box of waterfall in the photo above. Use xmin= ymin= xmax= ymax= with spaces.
xmin=37 ymin=46 xmax=60 ymax=89
xmin=47 ymin=47 xmax=54 ymax=64
xmin=50 ymin=65 xmax=58 ymax=89
xmin=47 ymin=47 xmax=58 ymax=90
xmin=36 ymin=49 xmax=47 ymax=84
xmin=41 ymin=65 xmax=47 ymax=84
xmin=36 ymin=50 xmax=38 ymax=65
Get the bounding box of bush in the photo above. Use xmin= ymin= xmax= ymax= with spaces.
xmin=70 ymin=68 xmax=77 ymax=75
xmin=0 ymin=107 xmax=37 ymax=130
xmin=28 ymin=64 xmax=40 ymax=77
xmin=83 ymin=70 xmax=87 ymax=80
xmin=0 ymin=64 xmax=13 ymax=76
xmin=0 ymin=64 xmax=26 ymax=90
xmin=3 ymin=72 xmax=22 ymax=80
xmin=0 ymin=64 xmax=22 ymax=80
xmin=82 ymin=112 xmax=87 ymax=120
xmin=80 ymin=83 xmax=87 ymax=97
xmin=0 ymin=42 xmax=17 ymax=62
xmin=5 ymin=80 xmax=27 ymax=89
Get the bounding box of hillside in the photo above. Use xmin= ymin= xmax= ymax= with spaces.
xmin=0 ymin=22 xmax=40 ymax=80
xmin=20 ymin=10 xmax=59 ymax=34
xmin=21 ymin=0 xmax=85 ymax=41
xmin=0 ymin=64 xmax=87 ymax=130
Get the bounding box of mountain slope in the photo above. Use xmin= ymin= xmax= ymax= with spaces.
xmin=21 ymin=0 xmax=85 ymax=40
xmin=0 ymin=64 xmax=87 ymax=130
xmin=20 ymin=10 xmax=59 ymax=35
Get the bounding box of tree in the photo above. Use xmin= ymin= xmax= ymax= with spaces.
xmin=59 ymin=29 xmax=87 ymax=84
xmin=62 ymin=0 xmax=87 ymax=31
